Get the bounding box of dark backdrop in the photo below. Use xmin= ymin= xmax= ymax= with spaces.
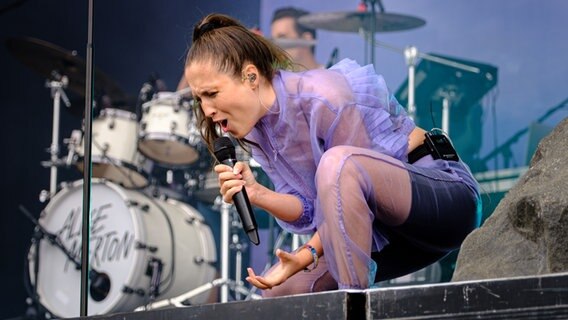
xmin=0 ymin=1 xmax=259 ymax=318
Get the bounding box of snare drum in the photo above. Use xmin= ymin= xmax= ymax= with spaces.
xmin=28 ymin=179 xmax=216 ymax=318
xmin=76 ymin=108 xmax=151 ymax=189
xmin=139 ymin=92 xmax=202 ymax=166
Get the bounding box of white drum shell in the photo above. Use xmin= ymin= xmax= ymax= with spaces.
xmin=139 ymin=92 xmax=200 ymax=166
xmin=29 ymin=179 xmax=216 ymax=318
xmin=76 ymin=108 xmax=151 ymax=188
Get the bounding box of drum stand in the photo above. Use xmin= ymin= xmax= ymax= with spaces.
xmin=39 ymin=72 xmax=71 ymax=202
xmin=136 ymin=197 xmax=261 ymax=311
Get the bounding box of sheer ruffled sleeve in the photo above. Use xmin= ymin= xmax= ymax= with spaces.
xmin=320 ymin=58 xmax=415 ymax=160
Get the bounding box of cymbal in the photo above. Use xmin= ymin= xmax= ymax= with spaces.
xmin=298 ymin=11 xmax=426 ymax=33
xmin=271 ymin=38 xmax=317 ymax=49
xmin=5 ymin=37 xmax=128 ymax=104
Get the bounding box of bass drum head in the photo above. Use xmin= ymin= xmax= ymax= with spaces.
xmin=28 ymin=179 xmax=216 ymax=318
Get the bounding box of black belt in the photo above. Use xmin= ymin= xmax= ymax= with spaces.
xmin=408 ymin=132 xmax=460 ymax=164
xmin=407 ymin=143 xmax=431 ymax=164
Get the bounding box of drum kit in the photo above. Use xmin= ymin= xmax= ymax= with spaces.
xmin=6 ymin=36 xmax=261 ymax=318
xmin=5 ymin=2 xmax=469 ymax=318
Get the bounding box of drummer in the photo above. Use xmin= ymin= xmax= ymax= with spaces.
xmin=270 ymin=7 xmax=324 ymax=70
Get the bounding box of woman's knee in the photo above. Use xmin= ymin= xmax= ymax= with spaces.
xmin=315 ymin=146 xmax=359 ymax=191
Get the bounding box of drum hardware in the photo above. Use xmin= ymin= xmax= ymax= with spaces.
xmin=147 ymin=258 xmax=164 ymax=301
xmin=143 ymin=166 xmax=199 ymax=202
xmin=44 ymin=71 xmax=71 ymax=197
xmin=64 ymin=129 xmax=83 ymax=166
xmin=126 ymin=200 xmax=150 ymax=212
xmin=136 ymin=242 xmax=158 ymax=253
xmin=228 ymin=205 xmax=250 ymax=301
xmin=136 ymin=197 xmax=261 ymax=311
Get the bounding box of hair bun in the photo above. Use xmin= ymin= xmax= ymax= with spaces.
xmin=193 ymin=14 xmax=239 ymax=42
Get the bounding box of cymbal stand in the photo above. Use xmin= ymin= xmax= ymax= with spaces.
xmin=403 ymin=46 xmax=418 ymax=120
xmin=135 ymin=197 xmax=260 ymax=311
xmin=229 ymin=206 xmax=250 ymax=300
xmin=41 ymin=72 xmax=71 ymax=200
xmin=375 ymin=41 xmax=481 ymax=122
xmin=359 ymin=0 xmax=378 ymax=66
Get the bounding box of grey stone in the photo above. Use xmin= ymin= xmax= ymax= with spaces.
xmin=452 ymin=118 xmax=568 ymax=281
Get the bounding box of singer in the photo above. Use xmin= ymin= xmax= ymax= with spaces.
xmin=183 ymin=13 xmax=481 ymax=296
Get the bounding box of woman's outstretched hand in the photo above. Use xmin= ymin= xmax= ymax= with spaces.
xmin=246 ymin=248 xmax=305 ymax=290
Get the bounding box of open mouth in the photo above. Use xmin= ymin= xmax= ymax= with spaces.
xmin=220 ymin=119 xmax=229 ymax=132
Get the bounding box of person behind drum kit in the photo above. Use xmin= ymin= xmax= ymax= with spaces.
xmin=183 ymin=13 xmax=482 ymax=297
xmin=270 ymin=7 xmax=324 ymax=70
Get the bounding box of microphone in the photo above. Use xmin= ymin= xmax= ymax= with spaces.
xmin=214 ymin=137 xmax=260 ymax=245
xmin=326 ymin=47 xmax=339 ymax=68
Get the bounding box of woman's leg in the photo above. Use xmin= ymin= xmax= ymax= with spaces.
xmin=315 ymin=145 xmax=479 ymax=289
xmin=315 ymin=146 xmax=414 ymax=289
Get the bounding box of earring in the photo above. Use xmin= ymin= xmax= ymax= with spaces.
xmin=247 ymin=73 xmax=257 ymax=83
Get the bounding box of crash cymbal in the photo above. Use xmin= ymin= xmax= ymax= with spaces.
xmin=298 ymin=11 xmax=425 ymax=33
xmin=5 ymin=36 xmax=128 ymax=104
xmin=271 ymin=38 xmax=317 ymax=49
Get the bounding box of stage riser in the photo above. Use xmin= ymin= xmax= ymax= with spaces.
xmin=66 ymin=273 xmax=568 ymax=320
xmin=368 ymin=273 xmax=568 ymax=319
xmin=68 ymin=291 xmax=365 ymax=320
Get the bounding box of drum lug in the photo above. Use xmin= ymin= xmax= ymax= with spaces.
xmin=122 ymin=286 xmax=146 ymax=297
xmin=170 ymin=121 xmax=177 ymax=132
xmin=38 ymin=189 xmax=51 ymax=203
xmin=136 ymin=241 xmax=158 ymax=253
xmin=99 ymin=142 xmax=109 ymax=154
xmin=126 ymin=200 xmax=150 ymax=212
xmin=194 ymin=256 xmax=217 ymax=266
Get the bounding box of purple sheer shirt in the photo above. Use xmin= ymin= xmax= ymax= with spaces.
xmin=245 ymin=58 xmax=412 ymax=228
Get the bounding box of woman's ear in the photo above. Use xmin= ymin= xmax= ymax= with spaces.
xmin=242 ymin=64 xmax=260 ymax=88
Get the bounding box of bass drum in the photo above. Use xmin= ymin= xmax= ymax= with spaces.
xmin=28 ymin=179 xmax=216 ymax=318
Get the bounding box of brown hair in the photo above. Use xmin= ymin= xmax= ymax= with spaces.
xmin=185 ymin=13 xmax=292 ymax=155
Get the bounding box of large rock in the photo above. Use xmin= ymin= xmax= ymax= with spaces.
xmin=453 ymin=118 xmax=568 ymax=281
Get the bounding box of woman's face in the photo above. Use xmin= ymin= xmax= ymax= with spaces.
xmin=185 ymin=61 xmax=264 ymax=139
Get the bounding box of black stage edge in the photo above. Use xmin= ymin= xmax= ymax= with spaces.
xmin=368 ymin=272 xmax=568 ymax=319
xmin=68 ymin=291 xmax=366 ymax=320
xmin=68 ymin=273 xmax=568 ymax=320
